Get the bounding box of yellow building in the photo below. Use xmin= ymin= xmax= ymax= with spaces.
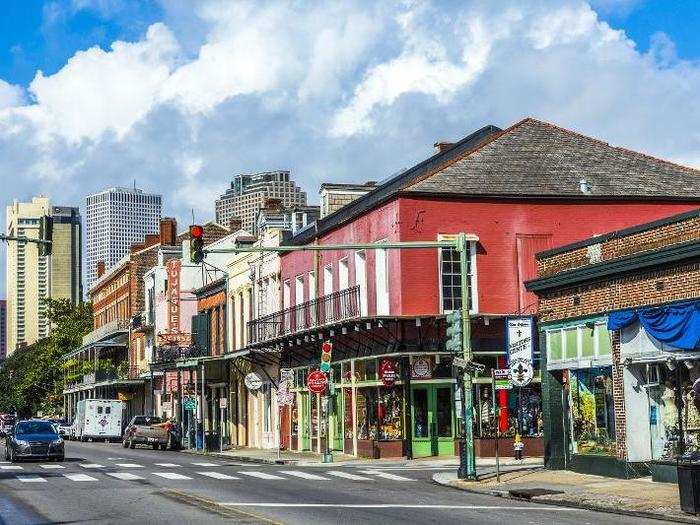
xmin=5 ymin=197 xmax=82 ymax=354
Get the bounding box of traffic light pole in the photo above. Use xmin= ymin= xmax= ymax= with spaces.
xmin=456 ymin=233 xmax=477 ymax=480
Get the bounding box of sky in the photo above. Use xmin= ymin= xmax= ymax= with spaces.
xmin=1 ymin=0 xmax=700 ymax=298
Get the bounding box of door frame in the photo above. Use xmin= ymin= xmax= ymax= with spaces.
xmin=410 ymin=383 xmax=455 ymax=457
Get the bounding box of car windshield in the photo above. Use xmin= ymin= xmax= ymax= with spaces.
xmin=133 ymin=416 xmax=162 ymax=425
xmin=15 ymin=421 xmax=57 ymax=435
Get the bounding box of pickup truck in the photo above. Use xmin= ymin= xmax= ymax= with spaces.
xmin=122 ymin=415 xmax=180 ymax=450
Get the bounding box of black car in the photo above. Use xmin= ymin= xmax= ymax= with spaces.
xmin=5 ymin=420 xmax=65 ymax=462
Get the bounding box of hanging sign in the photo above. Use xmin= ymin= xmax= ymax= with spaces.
xmin=411 ymin=357 xmax=432 ymax=379
xmin=277 ymin=368 xmax=295 ymax=406
xmin=307 ymin=370 xmax=328 ymax=394
xmin=493 ymin=368 xmax=512 ymax=390
xmin=506 ymin=317 xmax=534 ymax=364
xmin=379 ymin=359 xmax=398 ymax=387
xmin=508 ymin=358 xmax=534 ymax=387
xmin=183 ymin=397 xmax=197 ymax=411
xmin=219 ymin=398 xmax=228 ymax=409
xmin=244 ymin=372 xmax=263 ymax=391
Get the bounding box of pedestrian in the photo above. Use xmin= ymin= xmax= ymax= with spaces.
xmin=513 ymin=433 xmax=524 ymax=460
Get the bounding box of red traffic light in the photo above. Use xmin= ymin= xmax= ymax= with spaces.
xmin=322 ymin=341 xmax=332 ymax=354
xmin=190 ymin=224 xmax=204 ymax=238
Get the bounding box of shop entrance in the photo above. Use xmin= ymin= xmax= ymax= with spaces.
xmin=332 ymin=390 xmax=344 ymax=451
xmin=300 ymin=392 xmax=311 ymax=450
xmin=411 ymin=384 xmax=455 ymax=457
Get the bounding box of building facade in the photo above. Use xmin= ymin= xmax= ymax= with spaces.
xmin=0 ymin=299 xmax=6 ymax=360
xmin=319 ymin=182 xmax=377 ymax=218
xmin=248 ymin=118 xmax=700 ymax=459
xmin=85 ymin=187 xmax=162 ymax=289
xmin=5 ymin=198 xmax=82 ymax=354
xmin=527 ymin=208 xmax=700 ymax=479
xmin=215 ymin=171 xmax=307 ymax=234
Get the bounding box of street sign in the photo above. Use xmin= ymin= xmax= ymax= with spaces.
xmin=508 ymin=358 xmax=534 ymax=387
xmin=506 ymin=317 xmax=534 ymax=364
xmin=245 ymin=372 xmax=263 ymax=391
xmin=183 ymin=397 xmax=196 ymax=411
xmin=307 ymin=370 xmax=328 ymax=394
xmin=379 ymin=359 xmax=398 ymax=387
xmin=493 ymin=368 xmax=512 ymax=390
xmin=219 ymin=398 xmax=228 ymax=409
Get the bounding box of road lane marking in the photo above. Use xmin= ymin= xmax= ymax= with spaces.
xmin=360 ymin=470 xmax=415 ymax=481
xmin=1 ymin=465 xmax=23 ymax=470
xmin=107 ymin=472 xmax=144 ymax=481
xmin=153 ymin=472 xmax=192 ymax=480
xmin=218 ymin=503 xmax=584 ymax=510
xmin=238 ymin=471 xmax=285 ymax=480
xmin=80 ymin=464 xmax=104 ymax=469
xmin=115 ymin=463 xmax=143 ymax=468
xmin=16 ymin=476 xmax=46 ymax=483
xmin=39 ymin=464 xmax=65 ymax=470
xmin=325 ymin=471 xmax=371 ymax=481
xmin=154 ymin=463 xmax=181 ymax=467
xmin=278 ymin=470 xmax=329 ymax=480
xmin=64 ymin=473 xmax=98 ymax=482
xmin=107 ymin=457 xmax=125 ymax=460
xmin=192 ymin=462 xmax=221 ymax=467
xmin=197 ymin=471 xmax=239 ymax=480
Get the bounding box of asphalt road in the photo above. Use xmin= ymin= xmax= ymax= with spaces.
xmin=0 ymin=440 xmax=672 ymax=525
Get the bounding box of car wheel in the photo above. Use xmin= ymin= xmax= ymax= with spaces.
xmin=152 ymin=443 xmax=159 ymax=451
xmin=159 ymin=444 xmax=167 ymax=451
xmin=129 ymin=439 xmax=135 ymax=449
xmin=122 ymin=439 xmax=129 ymax=448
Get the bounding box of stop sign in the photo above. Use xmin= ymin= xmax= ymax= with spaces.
xmin=307 ymin=370 xmax=328 ymax=394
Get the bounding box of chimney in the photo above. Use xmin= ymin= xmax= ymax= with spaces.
xmin=229 ymin=217 xmax=242 ymax=232
xmin=159 ymin=217 xmax=177 ymax=246
xmin=96 ymin=261 xmax=105 ymax=278
xmin=434 ymin=141 xmax=455 ymax=154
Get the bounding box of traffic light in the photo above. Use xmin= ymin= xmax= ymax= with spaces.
xmin=189 ymin=224 xmax=205 ymax=264
xmin=39 ymin=215 xmax=53 ymax=257
xmin=320 ymin=340 xmax=332 ymax=373
xmin=445 ymin=309 xmax=463 ymax=353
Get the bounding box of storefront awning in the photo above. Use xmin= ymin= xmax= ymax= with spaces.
xmin=623 ymin=351 xmax=700 ymax=366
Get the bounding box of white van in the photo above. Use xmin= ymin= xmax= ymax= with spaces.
xmin=74 ymin=399 xmax=125 ymax=442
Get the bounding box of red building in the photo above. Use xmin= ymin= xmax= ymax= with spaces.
xmin=249 ymin=118 xmax=700 ymax=459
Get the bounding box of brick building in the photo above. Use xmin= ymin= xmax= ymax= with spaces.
xmin=527 ymin=208 xmax=700 ymax=479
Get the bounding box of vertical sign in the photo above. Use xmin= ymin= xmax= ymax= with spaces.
xmin=506 ymin=316 xmax=534 ymax=364
xmin=167 ymin=259 xmax=181 ymax=333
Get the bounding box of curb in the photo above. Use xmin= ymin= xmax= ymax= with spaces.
xmin=182 ymin=450 xmax=299 ymax=465
xmin=431 ymin=473 xmax=700 ymax=524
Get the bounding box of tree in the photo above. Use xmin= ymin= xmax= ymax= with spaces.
xmin=0 ymin=299 xmax=92 ymax=417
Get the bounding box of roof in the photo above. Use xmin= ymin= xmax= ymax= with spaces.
xmin=407 ymin=118 xmax=700 ymax=198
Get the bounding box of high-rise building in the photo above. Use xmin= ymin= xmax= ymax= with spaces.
xmin=215 ymin=171 xmax=307 ymax=234
xmin=0 ymin=299 xmax=6 ymax=360
xmin=5 ymin=198 xmax=82 ymax=354
xmin=85 ymin=187 xmax=162 ymax=289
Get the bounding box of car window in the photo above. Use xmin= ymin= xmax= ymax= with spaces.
xmin=15 ymin=421 xmax=58 ymax=435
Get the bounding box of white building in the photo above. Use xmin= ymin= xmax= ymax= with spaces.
xmin=85 ymin=187 xmax=162 ymax=289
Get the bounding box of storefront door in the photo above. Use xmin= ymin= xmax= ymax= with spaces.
xmin=411 ymin=384 xmax=455 ymax=457
xmin=332 ymin=390 xmax=344 ymax=451
xmin=300 ymin=392 xmax=311 ymax=450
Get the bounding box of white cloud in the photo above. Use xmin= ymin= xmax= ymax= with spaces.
xmin=0 ymin=80 xmax=25 ymax=110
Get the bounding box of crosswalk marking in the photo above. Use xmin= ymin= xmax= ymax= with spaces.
xmin=1 ymin=465 xmax=23 ymax=470
xmin=153 ymin=472 xmax=192 ymax=480
xmin=17 ymin=476 xmax=46 ymax=483
xmin=154 ymin=463 xmax=181 ymax=467
xmin=197 ymin=471 xmax=239 ymax=480
xmin=115 ymin=463 xmax=143 ymax=468
xmin=80 ymin=464 xmax=104 ymax=469
xmin=238 ymin=471 xmax=285 ymax=480
xmin=107 ymin=472 xmax=144 ymax=481
xmin=360 ymin=470 xmax=415 ymax=481
xmin=64 ymin=473 xmax=98 ymax=482
xmin=192 ymin=462 xmax=221 ymax=467
xmin=326 ymin=471 xmax=372 ymax=481
xmin=278 ymin=470 xmax=329 ymax=481
xmin=39 ymin=464 xmax=65 ymax=470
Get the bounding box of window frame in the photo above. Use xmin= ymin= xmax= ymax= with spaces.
xmin=437 ymin=235 xmax=478 ymax=315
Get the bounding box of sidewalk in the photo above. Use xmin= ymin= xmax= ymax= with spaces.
xmin=182 ymin=446 xmax=543 ymax=468
xmin=433 ymin=468 xmax=697 ymax=524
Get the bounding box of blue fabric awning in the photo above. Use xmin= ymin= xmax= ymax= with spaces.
xmin=607 ymin=300 xmax=700 ymax=351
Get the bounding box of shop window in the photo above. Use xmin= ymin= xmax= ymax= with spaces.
xmin=413 ymin=389 xmax=429 ymax=438
xmin=344 ymin=391 xmax=354 ymax=439
xmin=570 ymin=366 xmax=616 ymax=456
xmin=357 ymin=388 xmax=377 ymax=440
xmin=378 ymin=387 xmax=403 ymax=440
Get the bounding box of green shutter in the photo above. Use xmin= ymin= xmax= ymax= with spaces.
xmin=581 ymin=327 xmax=595 ymax=358
xmin=565 ymin=328 xmax=578 ymax=359
xmin=597 ymin=325 xmax=612 ymax=356
xmin=549 ymin=330 xmax=562 ymax=361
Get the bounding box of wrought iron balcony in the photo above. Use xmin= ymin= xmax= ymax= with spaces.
xmin=153 ymin=345 xmax=209 ymax=364
xmin=248 ymin=285 xmax=361 ymax=344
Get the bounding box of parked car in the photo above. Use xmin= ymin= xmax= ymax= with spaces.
xmin=73 ymin=399 xmax=124 ymax=442
xmin=5 ymin=420 xmax=64 ymax=462
xmin=122 ymin=416 xmax=180 ymax=450
xmin=0 ymin=414 xmax=16 ymax=437
xmin=49 ymin=419 xmax=72 ymax=437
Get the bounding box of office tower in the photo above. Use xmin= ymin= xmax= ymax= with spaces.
xmin=215 ymin=171 xmax=307 ymax=234
xmin=85 ymin=187 xmax=162 ymax=289
xmin=0 ymin=299 xmax=6 ymax=360
xmin=5 ymin=198 xmax=82 ymax=354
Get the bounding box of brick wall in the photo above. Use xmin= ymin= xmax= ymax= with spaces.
xmin=538 ymin=211 xmax=700 ymax=277
xmin=610 ymin=331 xmax=627 ymax=460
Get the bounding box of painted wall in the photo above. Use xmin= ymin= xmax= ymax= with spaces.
xmin=281 ymin=196 xmax=699 ymax=317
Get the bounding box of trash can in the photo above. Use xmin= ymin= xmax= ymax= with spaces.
xmin=205 ymin=431 xmax=221 ymax=452
xmin=678 ymin=462 xmax=700 ymax=514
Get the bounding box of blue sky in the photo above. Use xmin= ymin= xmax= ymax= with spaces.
xmin=1 ymin=0 xmax=700 ymax=298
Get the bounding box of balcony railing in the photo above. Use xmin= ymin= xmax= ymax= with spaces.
xmin=248 ymin=285 xmax=361 ymax=345
xmin=153 ymin=345 xmax=209 ymax=364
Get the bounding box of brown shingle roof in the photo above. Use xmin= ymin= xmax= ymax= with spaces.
xmin=406 ymin=118 xmax=700 ymax=198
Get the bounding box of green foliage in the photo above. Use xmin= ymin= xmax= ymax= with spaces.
xmin=0 ymin=299 xmax=92 ymax=417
